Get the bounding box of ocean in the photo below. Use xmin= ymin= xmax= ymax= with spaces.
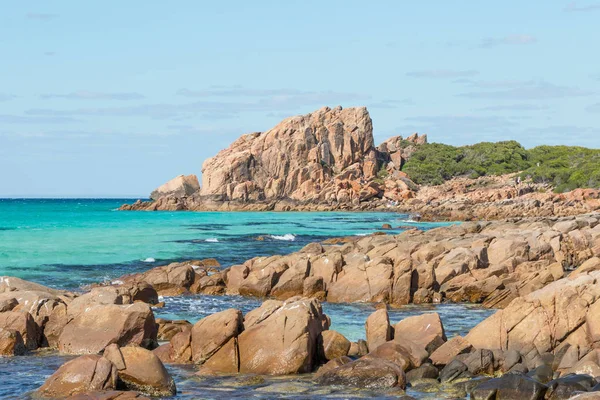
xmin=0 ymin=199 xmax=493 ymax=399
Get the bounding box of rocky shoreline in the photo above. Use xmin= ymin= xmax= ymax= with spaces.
xmin=120 ymin=172 xmax=600 ymax=222
xmin=1 ymin=212 xmax=600 ymax=398
xmin=107 ymin=212 xmax=600 ymax=309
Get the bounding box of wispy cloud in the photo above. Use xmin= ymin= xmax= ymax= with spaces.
xmin=41 ymin=91 xmax=145 ymax=101
xmin=178 ymin=87 xmax=310 ymax=97
xmin=0 ymin=114 xmax=79 ymax=124
xmin=458 ymin=80 xmax=594 ymax=100
xmin=564 ymin=1 xmax=600 ymax=12
xmin=177 ymin=87 xmax=368 ymax=106
xmin=367 ymin=99 xmax=414 ymax=109
xmin=480 ymin=34 xmax=537 ymax=48
xmin=587 ymin=103 xmax=600 ymax=113
xmin=44 ymin=51 xmax=56 ymax=57
xmin=26 ymin=12 xmax=57 ymax=21
xmin=406 ymin=70 xmax=479 ymax=79
xmin=28 ymin=87 xmax=371 ymax=120
xmin=476 ymin=104 xmax=549 ymax=112
xmin=0 ymin=93 xmax=16 ymax=102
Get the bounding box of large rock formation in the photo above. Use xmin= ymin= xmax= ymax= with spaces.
xmin=200 ymin=106 xmax=377 ymax=203
xmin=122 ymin=106 xmax=424 ymax=211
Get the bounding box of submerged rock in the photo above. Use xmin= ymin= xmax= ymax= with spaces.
xmin=316 ymin=357 xmax=407 ymax=389
xmin=469 ymin=374 xmax=547 ymax=400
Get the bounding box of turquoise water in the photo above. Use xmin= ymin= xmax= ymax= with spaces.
xmin=0 ymin=199 xmax=448 ymax=290
xmin=0 ymin=199 xmax=492 ymax=399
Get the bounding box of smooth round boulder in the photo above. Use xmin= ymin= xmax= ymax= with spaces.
xmin=105 ymin=346 xmax=176 ymax=397
xmin=365 ymin=342 xmax=412 ymax=372
xmin=36 ymin=355 xmax=117 ymax=398
xmin=319 ymin=330 xmax=351 ymax=361
xmin=58 ymin=303 xmax=157 ymax=354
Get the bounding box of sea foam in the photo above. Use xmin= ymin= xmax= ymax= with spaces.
xmin=269 ymin=233 xmax=296 ymax=241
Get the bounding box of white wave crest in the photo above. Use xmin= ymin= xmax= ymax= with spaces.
xmin=205 ymin=238 xmax=219 ymax=243
xmin=269 ymin=234 xmax=296 ymax=241
xmin=142 ymin=257 xmax=155 ymax=263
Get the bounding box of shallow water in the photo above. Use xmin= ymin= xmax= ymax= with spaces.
xmin=0 ymin=199 xmax=449 ymax=290
xmin=0 ymin=199 xmax=490 ymax=399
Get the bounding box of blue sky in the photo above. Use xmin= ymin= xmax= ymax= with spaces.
xmin=1 ymin=1 xmax=599 ymax=197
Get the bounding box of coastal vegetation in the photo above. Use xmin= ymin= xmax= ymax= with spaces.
xmin=401 ymin=140 xmax=600 ymax=191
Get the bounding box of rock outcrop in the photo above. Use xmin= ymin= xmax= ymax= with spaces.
xmin=150 ymin=174 xmax=200 ymax=201
xmin=121 ymin=106 xmax=422 ymax=211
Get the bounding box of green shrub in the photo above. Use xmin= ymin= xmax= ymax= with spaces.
xmin=520 ymin=145 xmax=600 ymax=192
xmin=400 ymin=140 xmax=600 ymax=192
xmin=402 ymin=141 xmax=529 ymax=185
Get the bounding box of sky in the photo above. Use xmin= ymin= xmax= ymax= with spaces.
xmin=1 ymin=1 xmax=599 ymax=197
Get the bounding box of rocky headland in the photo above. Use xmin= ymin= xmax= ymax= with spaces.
xmin=120 ymin=106 xmax=600 ymax=220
